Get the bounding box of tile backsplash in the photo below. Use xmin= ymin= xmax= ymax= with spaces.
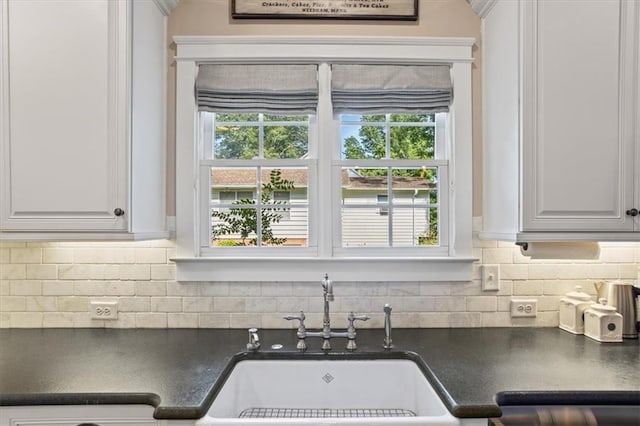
xmin=1 ymin=219 xmax=638 ymax=329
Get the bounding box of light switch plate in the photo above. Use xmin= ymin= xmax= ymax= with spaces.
xmin=481 ymin=265 xmax=500 ymax=291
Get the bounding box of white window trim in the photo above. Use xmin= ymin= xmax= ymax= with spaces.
xmin=173 ymin=36 xmax=475 ymax=282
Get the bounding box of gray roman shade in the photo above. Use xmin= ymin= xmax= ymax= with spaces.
xmin=195 ymin=64 xmax=318 ymax=114
xmin=331 ymin=64 xmax=453 ymax=114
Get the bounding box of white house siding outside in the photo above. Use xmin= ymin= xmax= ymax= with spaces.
xmin=212 ymin=189 xmax=433 ymax=247
xmin=210 ymin=168 xmax=310 ymax=246
xmin=341 ymin=189 xmax=431 ymax=247
xmin=211 ymin=188 xmax=309 ymax=246
xmin=210 ymin=169 xmax=436 ymax=247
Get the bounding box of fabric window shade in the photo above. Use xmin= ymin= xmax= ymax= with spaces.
xmin=195 ymin=64 xmax=318 ymax=114
xmin=331 ymin=64 xmax=453 ymax=114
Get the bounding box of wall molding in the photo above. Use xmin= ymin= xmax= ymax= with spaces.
xmin=152 ymin=0 xmax=178 ymax=16
xmin=468 ymin=0 xmax=497 ymax=18
xmin=173 ymin=36 xmax=476 ymax=64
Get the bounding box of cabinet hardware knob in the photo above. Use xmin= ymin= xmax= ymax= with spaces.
xmin=626 ymin=208 xmax=639 ymax=217
xmin=113 ymin=208 xmax=125 ymax=217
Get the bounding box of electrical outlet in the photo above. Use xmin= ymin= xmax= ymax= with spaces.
xmin=511 ymin=299 xmax=537 ymax=318
xmin=90 ymin=301 xmax=118 ymax=320
xmin=481 ymin=265 xmax=500 ymax=291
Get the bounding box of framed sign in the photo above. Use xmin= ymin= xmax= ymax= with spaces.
xmin=232 ymin=0 xmax=418 ymax=21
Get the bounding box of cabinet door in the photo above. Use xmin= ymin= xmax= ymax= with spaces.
xmin=0 ymin=0 xmax=128 ymax=231
xmin=0 ymin=405 xmax=159 ymax=426
xmin=521 ymin=0 xmax=637 ymax=232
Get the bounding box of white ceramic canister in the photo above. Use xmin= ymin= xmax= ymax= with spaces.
xmin=584 ymin=299 xmax=623 ymax=343
xmin=559 ymin=285 xmax=593 ymax=334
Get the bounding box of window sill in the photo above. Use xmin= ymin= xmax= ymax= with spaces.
xmin=171 ymin=256 xmax=476 ymax=282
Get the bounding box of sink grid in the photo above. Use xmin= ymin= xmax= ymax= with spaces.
xmin=238 ymin=408 xmax=417 ymax=418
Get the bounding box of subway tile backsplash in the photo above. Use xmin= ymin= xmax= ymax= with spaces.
xmin=1 ymin=219 xmax=638 ymax=328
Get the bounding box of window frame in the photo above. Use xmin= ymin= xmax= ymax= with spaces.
xmin=173 ymin=36 xmax=475 ymax=282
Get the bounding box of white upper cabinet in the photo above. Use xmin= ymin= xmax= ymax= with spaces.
xmin=480 ymin=0 xmax=640 ymax=242
xmin=0 ymin=0 xmax=172 ymax=240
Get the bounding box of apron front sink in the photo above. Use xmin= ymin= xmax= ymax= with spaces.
xmin=197 ymin=359 xmax=459 ymax=425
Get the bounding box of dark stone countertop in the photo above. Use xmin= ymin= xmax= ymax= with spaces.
xmin=0 ymin=328 xmax=638 ymax=419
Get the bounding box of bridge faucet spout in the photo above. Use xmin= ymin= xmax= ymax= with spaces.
xmin=323 ymin=273 xmax=334 ymax=302
xmin=322 ymin=274 xmax=334 ymax=339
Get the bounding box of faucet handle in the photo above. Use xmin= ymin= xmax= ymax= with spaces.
xmin=284 ymin=311 xmax=307 ymax=332
xmin=347 ymin=312 xmax=370 ymax=331
xmin=284 ymin=311 xmax=307 ymax=351
xmin=346 ymin=312 xmax=369 ymax=351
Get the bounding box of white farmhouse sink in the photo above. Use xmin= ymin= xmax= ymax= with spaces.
xmin=196 ymin=359 xmax=460 ymax=425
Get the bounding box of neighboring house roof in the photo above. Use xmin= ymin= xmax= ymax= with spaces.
xmin=211 ymin=168 xmax=435 ymax=189
xmin=343 ymin=174 xmax=435 ymax=189
xmin=211 ymin=168 xmax=309 ymax=186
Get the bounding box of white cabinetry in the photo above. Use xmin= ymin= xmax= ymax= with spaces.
xmin=0 ymin=0 xmax=172 ymax=240
xmin=0 ymin=405 xmax=159 ymax=426
xmin=480 ymin=0 xmax=640 ymax=242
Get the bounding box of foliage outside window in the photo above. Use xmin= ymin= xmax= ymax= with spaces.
xmin=212 ymin=169 xmax=295 ymax=246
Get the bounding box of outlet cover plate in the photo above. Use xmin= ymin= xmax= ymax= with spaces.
xmin=511 ymin=299 xmax=537 ymax=318
xmin=90 ymin=301 xmax=118 ymax=320
xmin=481 ymin=264 xmax=500 ymax=291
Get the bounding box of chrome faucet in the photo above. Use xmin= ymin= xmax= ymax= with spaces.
xmin=285 ymin=273 xmax=369 ymax=351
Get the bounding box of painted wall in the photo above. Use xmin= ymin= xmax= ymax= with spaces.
xmin=164 ymin=0 xmax=483 ymax=217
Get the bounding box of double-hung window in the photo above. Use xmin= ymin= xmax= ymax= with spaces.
xmin=174 ymin=37 xmax=475 ymax=281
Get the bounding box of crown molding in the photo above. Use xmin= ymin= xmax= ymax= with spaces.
xmin=468 ymin=0 xmax=497 ymax=18
xmin=173 ymin=35 xmax=476 ymax=47
xmin=173 ymin=36 xmax=476 ymax=64
xmin=153 ymin=0 xmax=178 ymax=16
